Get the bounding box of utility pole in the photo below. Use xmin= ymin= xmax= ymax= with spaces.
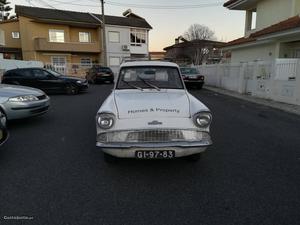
xmin=100 ymin=0 xmax=107 ymax=66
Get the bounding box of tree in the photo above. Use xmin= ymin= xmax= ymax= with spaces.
xmin=0 ymin=0 xmax=14 ymax=21
xmin=183 ymin=24 xmax=216 ymax=41
xmin=182 ymin=24 xmax=217 ymax=65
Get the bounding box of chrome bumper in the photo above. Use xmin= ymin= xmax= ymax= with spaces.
xmin=96 ymin=140 xmax=212 ymax=158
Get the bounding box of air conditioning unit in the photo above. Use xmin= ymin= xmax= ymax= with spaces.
xmin=122 ymin=45 xmax=130 ymax=51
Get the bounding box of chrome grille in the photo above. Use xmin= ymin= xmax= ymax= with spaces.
xmin=126 ymin=130 xmax=184 ymax=142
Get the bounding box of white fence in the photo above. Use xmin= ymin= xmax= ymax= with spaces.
xmin=196 ymin=59 xmax=300 ymax=106
xmin=44 ymin=63 xmax=120 ymax=78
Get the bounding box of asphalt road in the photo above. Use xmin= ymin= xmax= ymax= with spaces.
xmin=0 ymin=84 xmax=300 ymax=225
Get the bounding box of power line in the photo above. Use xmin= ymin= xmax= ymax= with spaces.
xmin=25 ymin=0 xmax=36 ymax=7
xmin=35 ymin=0 xmax=56 ymax=9
xmin=50 ymin=0 xmax=223 ymax=9
xmin=105 ymin=1 xmax=223 ymax=9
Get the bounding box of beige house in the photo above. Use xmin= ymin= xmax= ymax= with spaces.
xmin=224 ymin=0 xmax=300 ymax=63
xmin=0 ymin=5 xmax=152 ymax=75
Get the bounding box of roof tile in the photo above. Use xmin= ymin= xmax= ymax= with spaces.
xmin=225 ymin=15 xmax=300 ymax=47
xmin=15 ymin=5 xmax=152 ymax=29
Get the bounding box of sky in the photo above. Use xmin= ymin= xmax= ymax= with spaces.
xmin=10 ymin=0 xmax=246 ymax=51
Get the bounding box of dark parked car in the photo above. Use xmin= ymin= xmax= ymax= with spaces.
xmin=180 ymin=67 xmax=205 ymax=89
xmin=0 ymin=110 xmax=8 ymax=146
xmin=86 ymin=66 xmax=114 ymax=84
xmin=2 ymin=68 xmax=89 ymax=94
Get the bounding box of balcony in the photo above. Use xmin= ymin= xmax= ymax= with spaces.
xmin=34 ymin=38 xmax=101 ymax=53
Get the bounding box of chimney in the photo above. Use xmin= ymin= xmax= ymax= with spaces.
xmin=175 ymin=38 xmax=179 ymax=44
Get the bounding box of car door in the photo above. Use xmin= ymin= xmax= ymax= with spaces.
xmin=33 ymin=69 xmax=64 ymax=93
xmin=16 ymin=69 xmax=36 ymax=87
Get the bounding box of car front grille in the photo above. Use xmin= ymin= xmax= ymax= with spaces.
xmin=98 ymin=129 xmax=208 ymax=143
xmin=127 ymin=130 xmax=184 ymax=142
xmin=37 ymin=95 xmax=47 ymax=100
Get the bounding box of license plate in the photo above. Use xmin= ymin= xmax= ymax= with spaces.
xmin=135 ymin=150 xmax=175 ymax=159
xmin=189 ymin=76 xmax=197 ymax=79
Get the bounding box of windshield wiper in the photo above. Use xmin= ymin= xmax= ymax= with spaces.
xmin=137 ymin=76 xmax=160 ymax=91
xmin=122 ymin=80 xmax=143 ymax=91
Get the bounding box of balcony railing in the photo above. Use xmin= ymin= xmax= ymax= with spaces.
xmin=34 ymin=38 xmax=101 ymax=53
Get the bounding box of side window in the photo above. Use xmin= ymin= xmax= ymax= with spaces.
xmin=20 ymin=69 xmax=34 ymax=78
xmin=33 ymin=69 xmax=49 ymax=79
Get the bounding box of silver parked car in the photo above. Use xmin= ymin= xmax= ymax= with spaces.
xmin=0 ymin=84 xmax=50 ymax=120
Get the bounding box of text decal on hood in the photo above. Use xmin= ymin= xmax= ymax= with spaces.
xmin=128 ymin=108 xmax=180 ymax=114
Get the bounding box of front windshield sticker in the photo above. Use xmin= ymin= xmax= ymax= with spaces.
xmin=128 ymin=108 xmax=180 ymax=114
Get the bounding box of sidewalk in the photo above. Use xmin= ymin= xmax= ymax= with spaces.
xmin=204 ymin=86 xmax=300 ymax=116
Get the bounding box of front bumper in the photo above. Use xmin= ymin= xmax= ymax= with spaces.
xmin=184 ymin=80 xmax=204 ymax=85
xmin=3 ymin=96 xmax=50 ymax=120
xmin=77 ymin=82 xmax=89 ymax=92
xmin=97 ymin=138 xmax=212 ymax=158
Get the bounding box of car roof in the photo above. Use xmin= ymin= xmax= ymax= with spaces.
xmin=120 ymin=61 xmax=179 ymax=68
xmin=6 ymin=67 xmax=44 ymax=72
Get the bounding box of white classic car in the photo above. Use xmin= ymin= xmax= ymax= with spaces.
xmin=96 ymin=61 xmax=212 ymax=162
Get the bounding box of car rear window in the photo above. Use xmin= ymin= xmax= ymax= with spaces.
xmin=5 ymin=69 xmax=33 ymax=78
xmin=95 ymin=67 xmax=112 ymax=73
xmin=180 ymin=68 xmax=198 ymax=75
xmin=117 ymin=66 xmax=184 ymax=89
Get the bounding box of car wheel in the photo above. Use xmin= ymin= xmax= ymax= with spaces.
xmin=185 ymin=153 xmax=201 ymax=162
xmin=198 ymin=84 xmax=203 ymax=89
xmin=0 ymin=108 xmax=7 ymax=125
xmin=110 ymin=79 xmax=114 ymax=84
xmin=66 ymin=84 xmax=79 ymax=95
xmin=103 ymin=152 xmax=118 ymax=163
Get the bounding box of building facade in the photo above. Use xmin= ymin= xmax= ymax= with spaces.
xmin=164 ymin=37 xmax=226 ymax=65
xmin=0 ymin=5 xmax=152 ymax=75
xmin=224 ymin=0 xmax=300 ymax=63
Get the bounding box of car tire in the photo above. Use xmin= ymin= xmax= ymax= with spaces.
xmin=103 ymin=152 xmax=118 ymax=163
xmin=66 ymin=84 xmax=79 ymax=95
xmin=198 ymin=84 xmax=203 ymax=89
xmin=0 ymin=108 xmax=7 ymax=125
xmin=185 ymin=153 xmax=201 ymax=162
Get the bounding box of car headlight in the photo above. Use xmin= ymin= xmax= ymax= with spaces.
xmin=76 ymin=80 xmax=82 ymax=84
xmin=97 ymin=113 xmax=115 ymax=129
xmin=193 ymin=111 xmax=212 ymax=128
xmin=9 ymin=95 xmax=39 ymax=102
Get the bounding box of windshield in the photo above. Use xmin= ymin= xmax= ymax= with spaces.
xmin=180 ymin=67 xmax=198 ymax=75
xmin=117 ymin=66 xmax=184 ymax=90
xmin=46 ymin=69 xmax=63 ymax=77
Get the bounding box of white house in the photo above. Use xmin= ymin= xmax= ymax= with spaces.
xmin=224 ymin=0 xmax=300 ymax=63
xmin=105 ymin=10 xmax=151 ymax=73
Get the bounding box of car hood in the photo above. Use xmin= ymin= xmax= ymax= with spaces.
xmin=0 ymin=84 xmax=44 ymax=98
xmin=114 ymin=89 xmax=190 ymax=119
